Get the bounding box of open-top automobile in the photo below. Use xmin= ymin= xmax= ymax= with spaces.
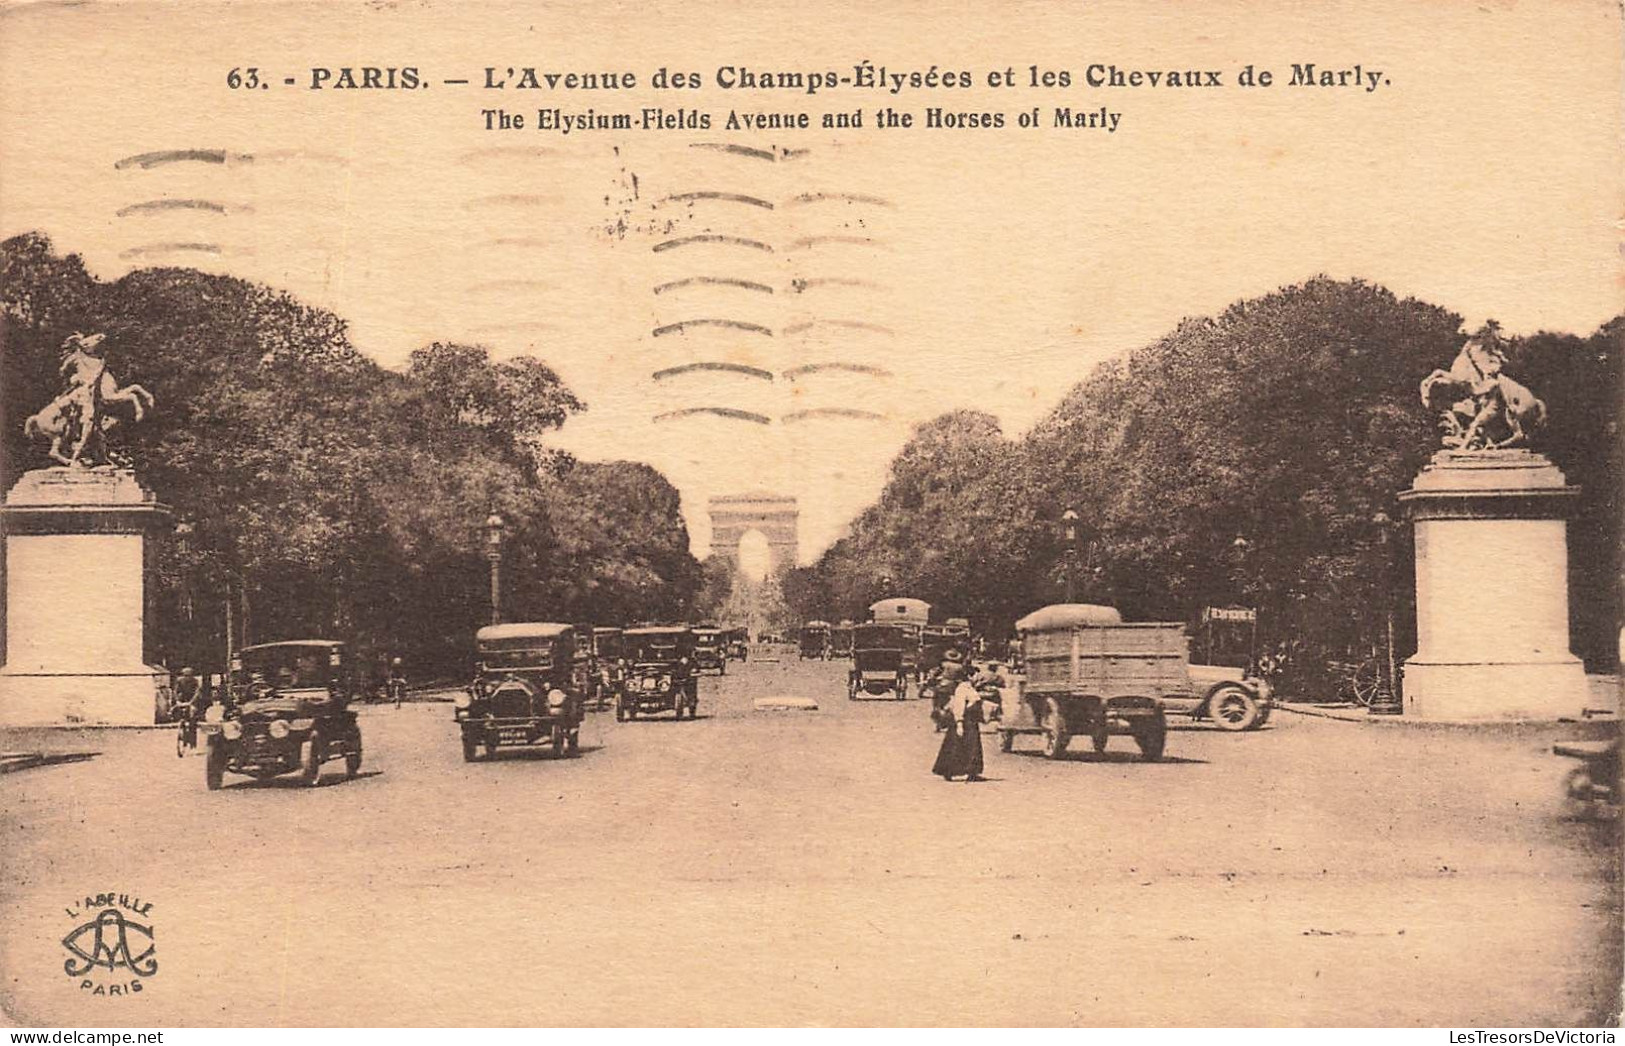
xmin=202 ymin=640 xmax=362 ymax=790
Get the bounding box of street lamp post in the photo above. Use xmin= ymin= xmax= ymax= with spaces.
xmin=1061 ymin=509 xmax=1079 ymax=603
xmin=484 ymin=513 xmax=506 ymax=626
xmin=1370 ymin=511 xmax=1403 ymax=715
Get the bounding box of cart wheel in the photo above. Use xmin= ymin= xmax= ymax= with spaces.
xmin=999 ymin=730 xmax=1014 ymax=753
xmin=462 ymin=732 xmax=480 ymax=762
xmin=1041 ymin=701 xmax=1070 ymax=759
xmin=345 ymin=731 xmax=362 ymax=777
xmin=1209 ymin=686 xmax=1260 ymax=732
xmin=299 ymin=734 xmax=322 ymax=786
xmin=205 ymin=740 xmax=226 ymax=791
xmin=1134 ymin=717 xmax=1168 ymax=762
xmin=1091 ymin=728 xmax=1109 ymax=754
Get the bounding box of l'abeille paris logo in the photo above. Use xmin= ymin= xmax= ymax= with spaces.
xmin=60 ymin=893 xmax=157 ymax=996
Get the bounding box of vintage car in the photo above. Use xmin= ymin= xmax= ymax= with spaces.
xmin=869 ymin=598 xmax=929 ymax=678
xmin=799 ymin=621 xmax=831 ymax=660
xmin=1184 ymin=662 xmax=1274 ymax=730
xmin=724 ymin=627 xmax=750 ymax=661
xmin=693 ymin=626 xmax=728 ymax=675
xmin=618 ymin=626 xmax=699 ymax=720
xmin=848 ymin=623 xmax=910 ymax=700
xmin=455 ymin=623 xmax=585 ymax=761
xmin=921 ymin=621 xmax=972 ymax=674
xmin=591 ymin=626 xmax=626 ymax=708
xmin=829 ymin=622 xmax=854 ymax=659
xmin=201 ymin=640 xmax=362 ymax=790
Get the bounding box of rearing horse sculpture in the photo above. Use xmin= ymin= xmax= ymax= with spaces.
xmin=23 ymin=333 xmax=155 ymax=467
xmin=1419 ymin=335 xmax=1545 ymax=450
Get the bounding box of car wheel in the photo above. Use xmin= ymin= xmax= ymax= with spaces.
xmin=345 ymin=732 xmax=362 ymax=777
xmin=1134 ymin=716 xmax=1168 ymax=762
xmin=205 ymin=740 xmax=226 ymax=791
xmin=461 ymin=732 xmax=480 ymax=762
xmin=1210 ymin=687 xmax=1260 ymax=732
xmin=299 ymin=734 xmax=322 ymax=786
xmin=1041 ymin=700 xmax=1070 ymax=759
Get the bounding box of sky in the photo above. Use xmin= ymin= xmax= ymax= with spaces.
xmin=2 ymin=0 xmax=1620 ymax=559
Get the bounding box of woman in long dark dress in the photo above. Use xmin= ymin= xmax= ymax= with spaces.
xmin=932 ymin=678 xmax=986 ymax=782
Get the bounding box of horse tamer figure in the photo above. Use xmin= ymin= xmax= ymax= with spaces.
xmin=1419 ymin=333 xmax=1546 ymax=450
xmin=23 ymin=332 xmax=155 ymax=467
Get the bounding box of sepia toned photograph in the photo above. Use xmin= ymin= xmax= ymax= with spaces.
xmin=0 ymin=0 xmax=1620 ymax=1030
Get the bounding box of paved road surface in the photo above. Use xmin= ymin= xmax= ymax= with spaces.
xmin=3 ymin=656 xmax=1618 ymax=1026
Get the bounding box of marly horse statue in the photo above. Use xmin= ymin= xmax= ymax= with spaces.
xmin=23 ymin=332 xmax=155 ymax=467
xmin=1419 ymin=336 xmax=1546 ymax=450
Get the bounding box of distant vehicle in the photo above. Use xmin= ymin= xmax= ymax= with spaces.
xmin=869 ymin=598 xmax=929 ymax=678
xmin=848 ymin=623 xmax=910 ymax=700
xmin=619 ymin=626 xmax=699 ymax=720
xmin=693 ymin=626 xmax=728 ymax=675
xmin=724 ymin=627 xmax=750 ymax=661
xmin=799 ymin=620 xmax=831 ymax=660
xmin=456 ymin=623 xmax=586 ymax=761
xmin=921 ymin=620 xmax=972 ymax=675
xmin=830 ymin=621 xmax=854 ymax=659
xmin=201 ymin=640 xmax=362 ymax=790
xmin=592 ymin=626 xmax=626 ymax=709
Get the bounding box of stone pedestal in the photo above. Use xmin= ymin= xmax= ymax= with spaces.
xmin=1 ymin=469 xmax=172 ymax=726
xmin=1399 ymin=450 xmax=1589 ymax=720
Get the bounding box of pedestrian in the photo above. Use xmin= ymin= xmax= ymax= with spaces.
xmin=927 ymin=648 xmax=967 ymax=731
xmin=932 ymin=668 xmax=988 ymax=783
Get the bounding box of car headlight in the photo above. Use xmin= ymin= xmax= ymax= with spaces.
xmin=453 ymin=691 xmax=473 ymax=709
xmin=269 ymin=719 xmax=290 ymax=739
xmin=222 ymin=720 xmax=243 ymax=740
xmin=660 ymin=676 xmax=673 ymax=690
xmin=547 ymin=688 xmax=568 ymax=708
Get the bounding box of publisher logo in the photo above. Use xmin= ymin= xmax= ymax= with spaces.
xmin=60 ymin=893 xmax=156 ymax=996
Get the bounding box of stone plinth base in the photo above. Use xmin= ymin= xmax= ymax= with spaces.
xmin=1400 ymin=450 xmax=1585 ymax=722
xmin=0 ymin=669 xmax=168 ymax=727
xmin=1403 ymin=657 xmax=1590 ymax=721
xmin=2 ymin=468 xmax=171 ymax=727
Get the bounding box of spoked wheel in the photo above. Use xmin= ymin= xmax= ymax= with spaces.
xmin=1348 ymin=658 xmax=1390 ymax=708
xmin=204 ymin=740 xmax=226 ymax=791
xmin=299 ymin=733 xmax=322 ymax=786
xmin=1133 ymin=716 xmax=1168 ymax=762
xmin=1041 ymin=700 xmax=1070 ymax=760
xmin=1210 ymin=687 xmax=1261 ymax=732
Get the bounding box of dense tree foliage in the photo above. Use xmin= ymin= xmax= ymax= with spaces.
xmin=787 ymin=278 xmax=1621 ymax=673
xmin=1 ymin=233 xmax=703 ymax=679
